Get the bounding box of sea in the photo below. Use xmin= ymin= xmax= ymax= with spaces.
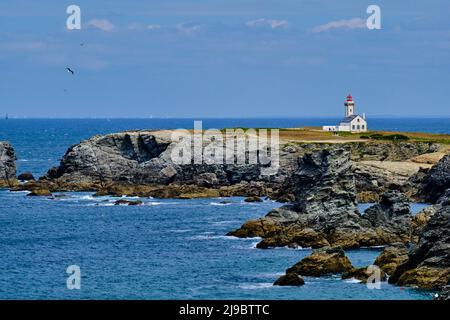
xmin=0 ymin=117 xmax=448 ymax=300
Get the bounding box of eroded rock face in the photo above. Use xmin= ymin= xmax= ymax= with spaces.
xmin=0 ymin=142 xmax=17 ymax=187
xmin=286 ymin=247 xmax=353 ymax=277
xmin=417 ymin=155 xmax=450 ymax=203
xmin=389 ymin=195 xmax=450 ymax=289
xmin=229 ymin=150 xmax=418 ymax=249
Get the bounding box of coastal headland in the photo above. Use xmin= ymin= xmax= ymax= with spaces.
xmin=1 ymin=127 xmax=450 ymax=295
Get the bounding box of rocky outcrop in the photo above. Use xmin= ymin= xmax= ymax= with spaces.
xmin=285 ymin=247 xmax=353 ymax=277
xmin=373 ymin=244 xmax=409 ymax=275
xmin=0 ymin=142 xmax=17 ymax=187
xmin=229 ymin=150 xmax=419 ymax=249
xmin=342 ymin=266 xmax=387 ymax=282
xmin=389 ymin=194 xmax=450 ymax=289
xmin=273 ymin=273 xmax=305 ymax=286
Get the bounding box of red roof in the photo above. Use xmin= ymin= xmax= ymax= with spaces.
xmin=346 ymin=94 xmax=353 ymax=101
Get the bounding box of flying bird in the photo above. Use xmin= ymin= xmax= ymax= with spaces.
xmin=66 ymin=67 xmax=74 ymax=75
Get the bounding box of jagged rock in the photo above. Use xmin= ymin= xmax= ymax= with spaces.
xmin=0 ymin=142 xmax=17 ymax=187
xmin=286 ymin=247 xmax=353 ymax=277
xmin=418 ymin=154 xmax=450 ymax=203
xmin=273 ymin=273 xmax=305 ymax=286
xmin=18 ymin=172 xmax=35 ymax=181
xmin=412 ymin=205 xmax=440 ymax=237
xmin=114 ymin=199 xmax=143 ymax=206
xmin=373 ymin=244 xmax=409 ymax=275
xmin=244 ymin=196 xmax=263 ymax=203
xmin=389 ymin=199 xmax=450 ymax=289
xmin=342 ymin=266 xmax=387 ymax=282
xmin=230 ymin=150 xmax=418 ymax=249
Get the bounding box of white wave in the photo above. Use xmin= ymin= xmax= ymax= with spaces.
xmin=210 ymin=202 xmax=232 ymax=206
xmin=344 ymin=278 xmax=363 ymax=284
xmin=168 ymin=229 xmax=193 ymax=233
xmin=188 ymin=234 xmax=244 ymax=240
xmin=211 ymin=220 xmax=238 ymax=225
xmin=239 ymin=283 xmax=274 ymax=290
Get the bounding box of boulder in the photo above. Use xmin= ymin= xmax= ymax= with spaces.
xmin=0 ymin=142 xmax=17 ymax=187
xmin=244 ymin=196 xmax=263 ymax=203
xmin=114 ymin=199 xmax=143 ymax=206
xmin=286 ymin=247 xmax=353 ymax=277
xmin=18 ymin=172 xmax=35 ymax=181
xmin=273 ymin=273 xmax=305 ymax=286
xmin=342 ymin=266 xmax=387 ymax=282
xmin=373 ymin=244 xmax=409 ymax=275
xmin=27 ymin=188 xmax=52 ymax=197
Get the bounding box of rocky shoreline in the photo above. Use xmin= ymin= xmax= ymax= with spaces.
xmin=1 ymin=129 xmax=449 ymax=295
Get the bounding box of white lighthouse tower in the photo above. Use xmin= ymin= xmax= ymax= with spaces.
xmin=322 ymin=94 xmax=368 ymax=133
xmin=345 ymin=94 xmax=355 ymax=117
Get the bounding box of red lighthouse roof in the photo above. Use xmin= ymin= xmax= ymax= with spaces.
xmin=346 ymin=94 xmax=353 ymax=101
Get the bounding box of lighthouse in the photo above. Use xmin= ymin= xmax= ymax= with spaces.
xmin=322 ymin=94 xmax=368 ymax=133
xmin=345 ymin=94 xmax=355 ymax=117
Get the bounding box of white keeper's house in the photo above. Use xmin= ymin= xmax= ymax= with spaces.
xmin=323 ymin=94 xmax=368 ymax=133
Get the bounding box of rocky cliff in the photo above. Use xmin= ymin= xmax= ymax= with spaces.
xmin=0 ymin=142 xmax=17 ymax=187
xmin=19 ymin=130 xmax=439 ymax=199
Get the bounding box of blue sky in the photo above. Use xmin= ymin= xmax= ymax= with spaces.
xmin=1 ymin=0 xmax=449 ymax=118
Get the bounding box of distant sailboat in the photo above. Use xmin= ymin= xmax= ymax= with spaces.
xmin=5 ymin=113 xmax=8 ymax=120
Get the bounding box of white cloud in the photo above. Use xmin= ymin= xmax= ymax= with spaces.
xmin=4 ymin=41 xmax=45 ymax=51
xmin=147 ymin=24 xmax=161 ymax=30
xmin=177 ymin=22 xmax=203 ymax=34
xmin=86 ymin=19 xmax=115 ymax=32
xmin=246 ymin=18 xmax=288 ymax=29
xmin=312 ymin=18 xmax=366 ymax=33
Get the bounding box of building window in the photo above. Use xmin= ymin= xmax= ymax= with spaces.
xmin=352 ymin=125 xmax=355 ymax=130
xmin=357 ymin=125 xmax=360 ymax=130
xmin=362 ymin=125 xmax=365 ymax=129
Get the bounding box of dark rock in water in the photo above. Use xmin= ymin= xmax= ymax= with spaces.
xmin=342 ymin=266 xmax=387 ymax=282
xmin=27 ymin=188 xmax=52 ymax=197
xmin=0 ymin=142 xmax=17 ymax=187
xmin=286 ymin=247 xmax=353 ymax=277
xmin=18 ymin=172 xmax=35 ymax=181
xmin=114 ymin=199 xmax=143 ymax=206
xmin=273 ymin=273 xmax=305 ymax=286
xmin=418 ymin=154 xmax=450 ymax=203
xmin=389 ymin=198 xmax=450 ymax=289
xmin=373 ymin=244 xmax=409 ymax=275
xmin=244 ymin=196 xmax=263 ymax=203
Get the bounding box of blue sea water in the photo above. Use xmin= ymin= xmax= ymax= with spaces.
xmin=0 ymin=118 xmax=446 ymax=300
